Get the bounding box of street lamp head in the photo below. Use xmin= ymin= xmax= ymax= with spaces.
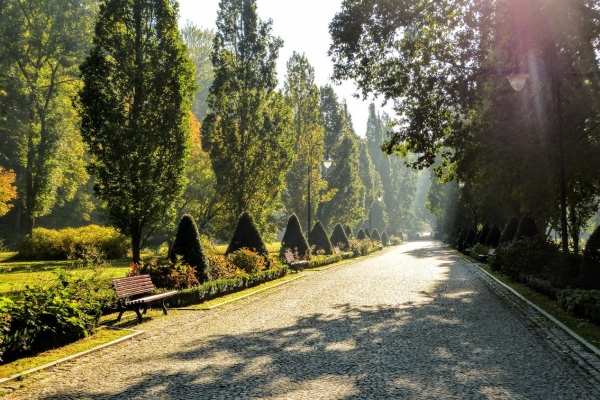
xmin=323 ymin=153 xmax=333 ymax=169
xmin=377 ymin=190 xmax=382 ymax=202
xmin=507 ymin=63 xmax=530 ymax=91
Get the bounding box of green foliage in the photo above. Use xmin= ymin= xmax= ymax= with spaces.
xmin=77 ymin=0 xmax=195 ymax=262
xmin=202 ymin=0 xmax=294 ymax=236
xmin=356 ymin=228 xmax=366 ymax=240
xmin=371 ymin=228 xmax=381 ymax=242
xmin=489 ymin=237 xmax=560 ymax=279
xmin=558 ymin=289 xmax=600 ymax=325
xmin=0 ymin=268 xmax=113 ymax=363
xmin=381 ymin=231 xmax=389 ymax=245
xmin=500 ymin=217 xmax=519 ymax=244
xmin=309 ymin=221 xmax=333 ymax=256
xmin=205 ymin=254 xmax=239 ymax=281
xmin=581 ymin=224 xmax=600 ymax=289
xmin=226 ymin=212 xmax=270 ymax=267
xmin=228 ymin=248 xmax=268 ymax=275
xmin=329 ymin=223 xmax=350 ymax=250
xmin=169 ymin=266 xmax=289 ymax=308
xmin=280 ymin=213 xmax=310 ymax=260
xmin=349 ymin=238 xmax=379 ymax=257
xmin=344 ymin=225 xmax=353 ymax=238
xmin=0 ymin=0 xmax=94 ymax=233
xmin=308 ymin=254 xmax=342 ymax=269
xmin=515 ymin=216 xmax=539 ymax=241
xmin=18 ymin=225 xmax=129 ymax=260
xmin=485 ymin=225 xmax=502 ymax=248
xmin=127 ymin=259 xmax=198 ymax=290
xmin=170 ymin=214 xmax=208 ymax=283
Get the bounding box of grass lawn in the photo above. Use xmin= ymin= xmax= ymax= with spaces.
xmin=478 ymin=263 xmax=600 ymax=349
xmin=0 ymin=326 xmax=134 ymax=379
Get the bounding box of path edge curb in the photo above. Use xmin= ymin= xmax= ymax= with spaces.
xmin=0 ymin=328 xmax=144 ymax=385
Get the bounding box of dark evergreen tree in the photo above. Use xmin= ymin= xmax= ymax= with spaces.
xmin=330 ymin=223 xmax=350 ymax=250
xmin=226 ymin=212 xmax=270 ymax=266
xmin=463 ymin=229 xmax=476 ymax=251
xmin=371 ymin=228 xmax=381 ymax=242
xmin=309 ymin=220 xmax=334 ymax=255
xmin=582 ymin=225 xmax=600 ymax=289
xmin=77 ymin=0 xmax=196 ymax=262
xmin=514 ymin=216 xmax=539 ymax=241
xmin=356 ymin=228 xmax=366 ymax=240
xmin=500 ymin=217 xmax=520 ymax=244
xmin=364 ymin=228 xmax=372 ymax=239
xmin=381 ymin=231 xmax=389 ymax=245
xmin=344 ymin=225 xmax=353 ymax=238
xmin=457 ymin=229 xmax=468 ymax=252
xmin=477 ymin=224 xmax=490 ymax=245
xmin=170 ymin=214 xmax=208 ymax=282
xmin=280 ymin=213 xmax=310 ymax=260
xmin=485 ymin=225 xmax=502 ymax=248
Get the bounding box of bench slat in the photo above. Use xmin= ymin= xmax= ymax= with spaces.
xmin=113 ymin=275 xmax=156 ymax=299
xmin=125 ymin=291 xmax=177 ymax=305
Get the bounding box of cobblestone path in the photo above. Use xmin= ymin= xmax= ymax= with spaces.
xmin=4 ymin=241 xmax=600 ymax=399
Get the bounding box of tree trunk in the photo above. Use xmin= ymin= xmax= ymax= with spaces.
xmin=131 ymin=228 xmax=141 ymax=264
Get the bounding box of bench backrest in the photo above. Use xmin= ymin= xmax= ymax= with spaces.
xmin=113 ymin=275 xmax=156 ymax=299
xmin=284 ymin=252 xmax=295 ymax=264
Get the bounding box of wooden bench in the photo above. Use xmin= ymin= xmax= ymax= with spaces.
xmin=112 ymin=275 xmax=177 ymax=323
xmin=284 ymin=251 xmax=308 ymax=272
xmin=478 ymin=248 xmax=496 ymax=263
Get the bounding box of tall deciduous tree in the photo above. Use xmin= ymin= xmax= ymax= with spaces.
xmin=202 ymin=0 xmax=294 ymax=237
xmin=0 ymin=0 xmax=94 ymax=234
xmin=283 ymin=52 xmax=327 ymax=232
xmin=181 ymin=21 xmax=214 ymax=121
xmin=77 ymin=0 xmax=196 ymax=262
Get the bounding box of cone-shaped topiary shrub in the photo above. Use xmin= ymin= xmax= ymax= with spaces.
xmin=226 ymin=212 xmax=270 ymax=267
xmin=371 ymin=228 xmax=381 ymax=242
xmin=381 ymin=231 xmax=389 ymax=245
xmin=485 ymin=225 xmax=502 ymax=248
xmin=344 ymin=225 xmax=353 ymax=238
xmin=309 ymin=221 xmax=333 ymax=255
xmin=477 ymin=224 xmax=490 ymax=245
xmin=356 ymin=228 xmax=366 ymax=240
xmin=463 ymin=229 xmax=476 ymax=251
xmin=330 ymin=223 xmax=350 ymax=250
xmin=280 ymin=213 xmax=310 ymax=260
xmin=170 ymin=214 xmax=208 ymax=282
xmin=398 ymin=232 xmax=404 ymax=241
xmin=500 ymin=217 xmax=519 ymax=244
xmin=364 ymin=228 xmax=372 ymax=239
xmin=514 ymin=216 xmax=538 ymax=241
xmin=457 ymin=229 xmax=468 ymax=252
xmin=582 ymin=225 xmax=600 ymax=289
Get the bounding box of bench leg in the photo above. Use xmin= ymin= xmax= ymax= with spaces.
xmin=142 ymin=304 xmax=149 ymax=315
xmin=133 ymin=306 xmax=143 ymax=324
xmin=116 ymin=310 xmax=125 ymax=322
xmin=161 ymin=299 xmax=168 ymax=316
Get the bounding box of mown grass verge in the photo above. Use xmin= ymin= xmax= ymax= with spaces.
xmin=0 ymin=326 xmax=134 ymax=379
xmin=477 ymin=263 xmax=600 ymax=349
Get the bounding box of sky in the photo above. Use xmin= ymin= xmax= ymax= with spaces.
xmin=177 ymin=0 xmax=394 ymax=137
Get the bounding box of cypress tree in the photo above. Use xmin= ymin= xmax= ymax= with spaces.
xmin=226 ymin=212 xmax=270 ymax=266
xmin=356 ymin=228 xmax=366 ymax=240
xmin=457 ymin=229 xmax=468 ymax=252
xmin=485 ymin=225 xmax=502 ymax=248
xmin=371 ymin=228 xmax=381 ymax=242
xmin=463 ymin=229 xmax=476 ymax=251
xmin=280 ymin=213 xmax=310 ymax=260
xmin=500 ymin=217 xmax=519 ymax=244
xmin=344 ymin=225 xmax=353 ymax=238
xmin=477 ymin=224 xmax=490 ymax=245
xmin=170 ymin=214 xmax=208 ymax=282
xmin=582 ymin=225 xmax=600 ymax=289
xmin=364 ymin=228 xmax=372 ymax=239
xmin=330 ymin=223 xmax=350 ymax=250
xmin=309 ymin=221 xmax=334 ymax=255
xmin=381 ymin=231 xmax=389 ymax=245
xmin=514 ymin=216 xmax=538 ymax=241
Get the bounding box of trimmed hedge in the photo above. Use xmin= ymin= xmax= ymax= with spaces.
xmin=371 ymin=228 xmax=381 ymax=242
xmin=364 ymin=228 xmax=372 ymax=239
xmin=226 ymin=212 xmax=270 ymax=267
xmin=463 ymin=229 xmax=476 ymax=250
xmin=356 ymin=229 xmax=366 ymax=240
xmin=457 ymin=229 xmax=468 ymax=252
xmin=515 ymin=216 xmax=538 ymax=241
xmin=170 ymin=214 xmax=208 ymax=282
xmin=330 ymin=223 xmax=350 ymax=250
xmin=308 ymin=254 xmax=342 ymax=268
xmin=344 ymin=225 xmax=353 ymax=238
xmin=581 ymin=224 xmax=600 ymax=289
xmin=485 ymin=225 xmax=502 ymax=248
xmin=381 ymin=231 xmax=389 ymax=246
xmin=500 ymin=217 xmax=519 ymax=244
xmin=18 ymin=225 xmax=129 ymax=260
xmin=476 ymin=224 xmax=490 ymax=245
xmin=309 ymin=221 xmax=334 ymax=255
xmin=280 ymin=213 xmax=310 ymax=260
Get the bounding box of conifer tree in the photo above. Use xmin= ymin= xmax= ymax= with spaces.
xmin=170 ymin=214 xmax=208 ymax=282
xmin=309 ymin=221 xmax=333 ymax=255
xmin=485 ymin=225 xmax=502 ymax=248
xmin=500 ymin=217 xmax=520 ymax=244
xmin=280 ymin=213 xmax=310 ymax=260
xmin=356 ymin=229 xmax=366 ymax=240
xmin=226 ymin=212 xmax=270 ymax=266
xmin=330 ymin=223 xmax=350 ymax=250
xmin=371 ymin=228 xmax=381 ymax=242
xmin=381 ymin=231 xmax=389 ymax=246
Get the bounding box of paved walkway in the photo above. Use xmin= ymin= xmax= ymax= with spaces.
xmin=4 ymin=241 xmax=600 ymax=399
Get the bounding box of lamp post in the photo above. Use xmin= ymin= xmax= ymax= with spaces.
xmin=369 ymin=190 xmax=383 ymax=233
xmin=307 ymin=150 xmax=332 ymax=237
xmin=507 ymin=59 xmax=569 ymax=254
